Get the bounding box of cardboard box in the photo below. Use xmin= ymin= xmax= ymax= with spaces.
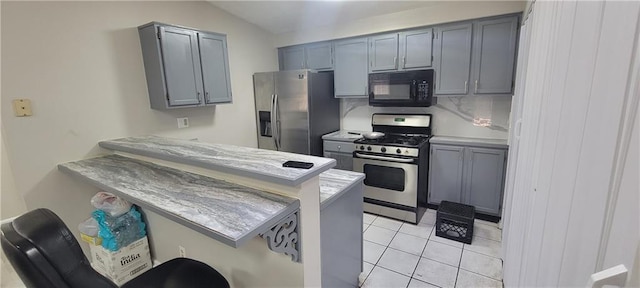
xmin=80 ymin=233 xmax=102 ymax=246
xmin=90 ymin=236 xmax=152 ymax=286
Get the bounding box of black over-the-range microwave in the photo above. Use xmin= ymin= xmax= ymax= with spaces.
xmin=368 ymin=69 xmax=435 ymax=107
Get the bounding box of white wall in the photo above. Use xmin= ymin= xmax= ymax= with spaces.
xmin=1 ymin=1 xmax=286 ymax=284
xmin=275 ymin=1 xmax=526 ymax=47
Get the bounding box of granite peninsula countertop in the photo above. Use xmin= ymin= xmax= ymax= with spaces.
xmin=58 ymin=154 xmax=364 ymax=248
xmin=99 ymin=136 xmax=336 ymax=187
xmin=58 ymin=154 xmax=299 ymax=248
xmin=430 ymin=136 xmax=509 ymax=149
xmin=319 ymin=169 xmax=365 ymax=209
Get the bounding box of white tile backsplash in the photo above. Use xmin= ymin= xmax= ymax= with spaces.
xmin=340 ymin=95 xmax=511 ymax=139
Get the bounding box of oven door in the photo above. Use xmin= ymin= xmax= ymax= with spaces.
xmin=353 ymin=154 xmax=418 ymax=208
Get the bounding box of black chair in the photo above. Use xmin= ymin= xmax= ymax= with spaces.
xmin=1 ymin=208 xmax=230 ymax=288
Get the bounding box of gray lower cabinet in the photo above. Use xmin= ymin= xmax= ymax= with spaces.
xmin=279 ymin=42 xmax=333 ymax=71
xmin=434 ymin=15 xmax=518 ymax=97
xmin=138 ymin=22 xmax=232 ymax=110
xmin=428 ymin=145 xmax=465 ymax=204
xmin=323 ymin=140 xmax=354 ymax=171
xmin=333 ymin=38 xmax=369 ymax=98
xmin=320 ymin=180 xmax=363 ymax=287
xmin=428 ymin=144 xmax=507 ymax=216
xmin=464 ymin=147 xmax=506 ymax=215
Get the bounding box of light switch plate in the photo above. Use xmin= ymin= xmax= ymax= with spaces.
xmin=12 ymin=99 xmax=33 ymax=117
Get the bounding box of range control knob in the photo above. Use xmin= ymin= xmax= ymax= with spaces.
xmin=367 ymin=146 xmax=372 ymax=151
xmin=396 ymin=149 xmax=402 ymax=154
xmin=360 ymin=146 xmax=365 ymax=150
xmin=381 ymin=147 xmax=387 ymax=152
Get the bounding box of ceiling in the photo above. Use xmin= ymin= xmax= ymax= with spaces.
xmin=209 ymin=1 xmax=443 ymax=34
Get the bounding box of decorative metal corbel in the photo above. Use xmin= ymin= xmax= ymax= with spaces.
xmin=260 ymin=211 xmax=300 ymax=262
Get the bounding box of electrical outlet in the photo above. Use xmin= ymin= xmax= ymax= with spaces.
xmin=178 ymin=245 xmax=186 ymax=257
xmin=177 ymin=117 xmax=189 ymax=128
xmin=12 ymin=99 xmax=33 ymax=117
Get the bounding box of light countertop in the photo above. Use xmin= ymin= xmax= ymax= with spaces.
xmin=58 ymin=154 xmax=299 ymax=248
xmin=99 ymin=136 xmax=336 ymax=187
xmin=58 ymin=155 xmax=364 ymax=248
xmin=322 ymin=130 xmax=368 ymax=142
xmin=430 ymin=136 xmax=509 ymax=149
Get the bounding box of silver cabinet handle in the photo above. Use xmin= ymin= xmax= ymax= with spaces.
xmin=205 ymin=91 xmax=210 ymax=102
xmin=464 ymin=80 xmax=468 ymax=94
xmin=474 ymin=80 xmax=479 ymax=94
xmin=394 ymin=56 xmax=397 ymax=69
xmin=403 ymin=56 xmax=406 ymax=68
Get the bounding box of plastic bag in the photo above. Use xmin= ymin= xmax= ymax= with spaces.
xmin=90 ymin=192 xmax=132 ymax=217
xmin=77 ymin=217 xmax=99 ymax=236
xmin=92 ymin=206 xmax=146 ymax=251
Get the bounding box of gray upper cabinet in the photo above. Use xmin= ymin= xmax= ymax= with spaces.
xmin=434 ymin=15 xmax=519 ymax=97
xmin=433 ymin=23 xmax=473 ymax=95
xmin=138 ymin=22 xmax=232 ymax=110
xmin=464 ymin=147 xmax=506 ymax=215
xmin=333 ymin=38 xmax=369 ymax=98
xmin=158 ymin=26 xmax=203 ymax=106
xmin=279 ymin=42 xmax=333 ymax=71
xmin=280 ymin=46 xmax=305 ymax=70
xmin=428 ymin=145 xmax=465 ymax=204
xmin=399 ymin=28 xmax=433 ymax=69
xmin=369 ymin=30 xmax=433 ymax=72
xmin=199 ymin=32 xmax=232 ymax=104
xmin=428 ymin=143 xmax=507 ymax=216
xmin=305 ymin=42 xmax=333 ymax=71
xmin=471 ymin=16 xmax=518 ymax=94
xmin=369 ymin=34 xmax=399 ymax=72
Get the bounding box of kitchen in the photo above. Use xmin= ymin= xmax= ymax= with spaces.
xmin=2 ymin=1 xmax=639 ymax=288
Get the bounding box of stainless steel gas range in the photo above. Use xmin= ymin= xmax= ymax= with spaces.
xmin=353 ymin=114 xmax=432 ymax=224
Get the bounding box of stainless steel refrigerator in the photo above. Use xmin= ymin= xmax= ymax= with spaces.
xmin=253 ymin=70 xmax=340 ymax=156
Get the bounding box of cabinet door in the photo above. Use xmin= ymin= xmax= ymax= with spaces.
xmin=463 ymin=147 xmax=506 ymax=215
xmin=198 ymin=32 xmax=232 ymax=104
xmin=471 ymin=16 xmax=518 ymax=94
xmin=433 ymin=23 xmax=473 ymax=95
xmin=159 ymin=26 xmax=203 ymax=106
xmin=400 ymin=28 xmax=433 ymax=69
xmin=305 ymin=42 xmax=333 ymax=71
xmin=369 ymin=34 xmax=399 ymax=72
xmin=333 ymin=38 xmax=369 ymax=98
xmin=280 ymin=46 xmax=305 ymax=70
xmin=428 ymin=144 xmax=465 ymax=204
xmin=324 ymin=151 xmax=353 ymax=171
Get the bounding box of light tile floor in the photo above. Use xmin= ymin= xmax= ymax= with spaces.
xmin=1 ymin=209 xmax=502 ymax=288
xmin=361 ymin=209 xmax=503 ymax=288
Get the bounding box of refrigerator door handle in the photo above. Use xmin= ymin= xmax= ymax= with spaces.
xmin=274 ymin=93 xmax=281 ymax=150
xmin=270 ymin=94 xmax=278 ymax=150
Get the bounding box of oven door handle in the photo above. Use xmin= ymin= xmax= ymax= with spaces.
xmin=354 ymin=153 xmax=415 ymax=163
